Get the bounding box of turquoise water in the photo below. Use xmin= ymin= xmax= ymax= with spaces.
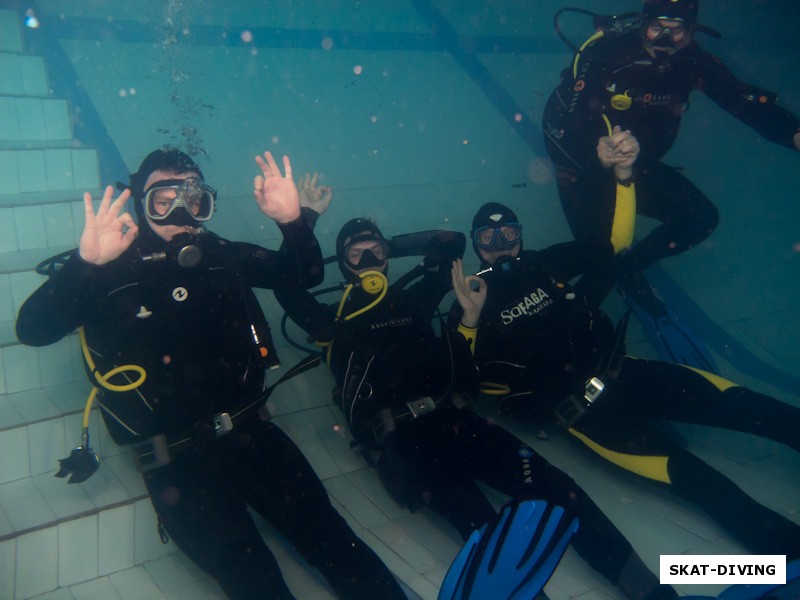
xmin=1 ymin=1 xmax=798 ymax=598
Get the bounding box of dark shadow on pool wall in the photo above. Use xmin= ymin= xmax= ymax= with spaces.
xmin=17 ymin=1 xmax=129 ymax=185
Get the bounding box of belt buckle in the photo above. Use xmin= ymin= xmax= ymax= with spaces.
xmin=371 ymin=408 xmax=396 ymax=446
xmin=213 ymin=412 xmax=233 ymax=437
xmin=584 ymin=377 xmax=605 ymax=404
xmin=406 ymin=396 xmax=436 ymax=418
xmin=134 ymin=434 xmax=172 ymax=473
xmin=554 ymin=394 xmax=587 ymax=429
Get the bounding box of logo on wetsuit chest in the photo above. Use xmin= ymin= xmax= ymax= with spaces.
xmin=640 ymin=92 xmax=673 ymax=106
xmin=500 ymin=289 xmax=553 ymax=325
xmin=518 ymin=446 xmax=534 ymax=484
xmin=172 ymin=287 xmax=189 ymax=302
xmin=605 ymin=78 xmax=674 ymax=109
xmin=370 ymin=316 xmax=413 ymax=330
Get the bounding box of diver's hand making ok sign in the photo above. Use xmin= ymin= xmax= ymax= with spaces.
xmin=79 ymin=186 xmax=138 ymax=265
xmin=451 ymin=258 xmax=487 ymax=328
xmin=253 ymin=151 xmax=301 ymax=224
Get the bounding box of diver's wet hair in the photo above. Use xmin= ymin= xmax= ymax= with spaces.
xmin=129 ymin=147 xmax=204 ymax=201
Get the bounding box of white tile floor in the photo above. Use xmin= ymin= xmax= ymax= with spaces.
xmin=1 ymin=1 xmax=799 ymax=598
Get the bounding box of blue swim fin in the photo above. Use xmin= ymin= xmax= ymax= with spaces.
xmin=438 ymin=500 xmax=579 ymax=600
xmin=681 ymin=559 xmax=800 ymax=600
xmin=619 ymin=272 xmax=720 ymax=374
xmin=645 ymin=263 xmax=800 ymax=395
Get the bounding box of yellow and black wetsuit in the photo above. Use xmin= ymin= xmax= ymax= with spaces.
xmin=449 ymin=241 xmax=800 ymax=559
xmin=542 ymin=28 xmax=800 ymax=305
xmin=276 ymin=231 xmax=672 ymax=597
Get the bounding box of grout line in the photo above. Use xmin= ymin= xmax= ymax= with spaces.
xmin=0 ymin=492 xmax=149 ymax=543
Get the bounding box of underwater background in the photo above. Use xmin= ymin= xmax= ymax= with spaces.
xmin=0 ymin=0 xmax=798 ymax=598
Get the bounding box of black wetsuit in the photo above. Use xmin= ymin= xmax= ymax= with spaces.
xmin=542 ymin=29 xmax=800 ymax=304
xmin=449 ymin=242 xmax=800 ymax=559
xmin=276 ymin=232 xmax=668 ymax=595
xmin=16 ymin=218 xmax=406 ymax=600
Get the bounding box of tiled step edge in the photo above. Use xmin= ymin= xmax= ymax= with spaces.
xmin=1 ymin=496 xmax=170 ymax=600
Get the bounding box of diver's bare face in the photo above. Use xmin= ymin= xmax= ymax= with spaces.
xmin=143 ymin=170 xmax=204 ymax=242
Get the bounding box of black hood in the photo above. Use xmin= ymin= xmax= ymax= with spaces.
xmin=127 ymin=147 xmax=205 ymax=245
xmin=471 ymin=202 xmax=522 ymax=267
xmin=336 ymin=218 xmax=386 ymax=283
xmin=642 ymin=0 xmax=698 ymax=25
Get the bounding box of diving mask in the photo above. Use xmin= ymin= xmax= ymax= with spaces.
xmin=344 ymin=238 xmax=389 ymax=271
xmin=473 ymin=223 xmax=522 ymax=251
xmin=143 ymin=177 xmax=216 ymax=224
xmin=643 ymin=18 xmax=691 ymax=53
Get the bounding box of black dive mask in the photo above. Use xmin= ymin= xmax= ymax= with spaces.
xmin=342 ymin=237 xmax=390 ymax=272
xmin=648 ymin=28 xmax=677 ymax=49
xmin=349 ymin=248 xmax=386 ymax=271
xmin=142 ymin=232 xmax=204 ymax=268
xmin=472 ymin=223 xmax=522 ymax=252
xmin=642 ymin=19 xmax=691 ymax=58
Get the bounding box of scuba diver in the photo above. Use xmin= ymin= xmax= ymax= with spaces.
xmin=275 ymin=207 xmax=678 ymax=600
xmin=449 ymin=200 xmax=800 ymax=561
xmin=15 ymin=147 xmax=408 ymax=600
xmin=542 ymin=0 xmax=800 ymax=307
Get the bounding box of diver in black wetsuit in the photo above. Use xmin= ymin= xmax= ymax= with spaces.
xmin=542 ymin=0 xmax=800 ymax=305
xmin=449 ymin=200 xmax=800 ymax=560
xmin=15 ymin=148 xmax=407 ymax=600
xmin=276 ymin=215 xmax=677 ymax=600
